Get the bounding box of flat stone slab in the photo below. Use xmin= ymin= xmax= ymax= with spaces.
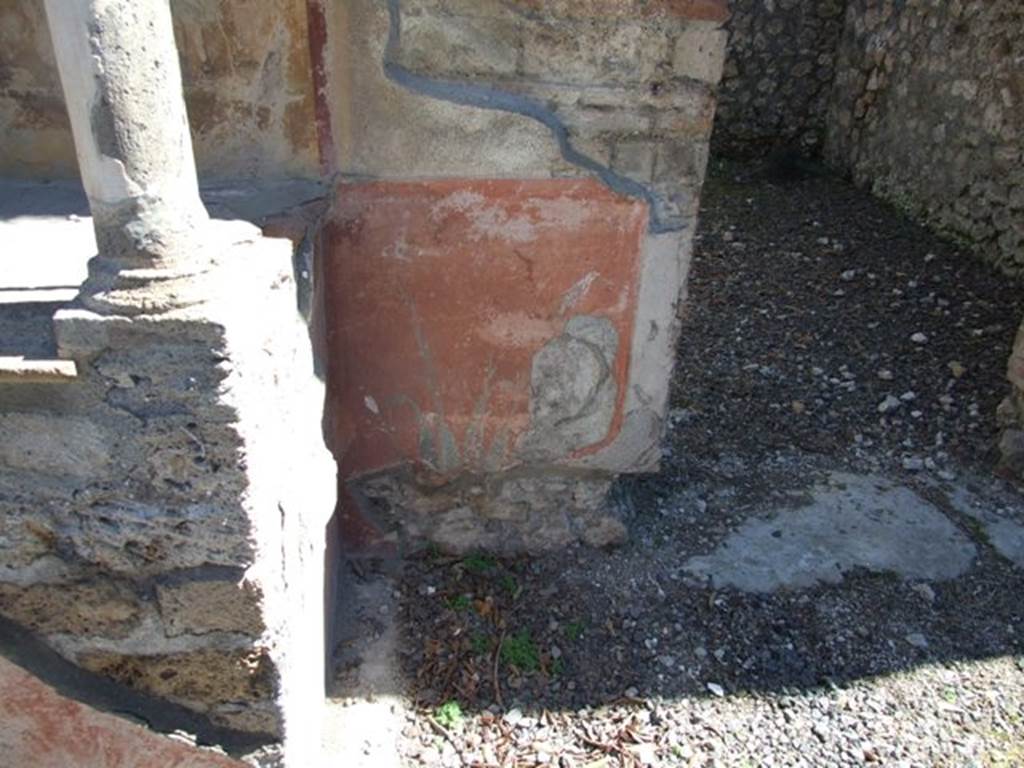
xmin=943 ymin=483 xmax=1024 ymax=569
xmin=684 ymin=473 xmax=977 ymax=592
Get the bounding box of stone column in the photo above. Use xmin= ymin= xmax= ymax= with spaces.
xmin=43 ymin=0 xmax=209 ymax=314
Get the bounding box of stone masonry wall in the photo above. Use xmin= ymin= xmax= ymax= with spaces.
xmin=326 ymin=0 xmax=727 ymax=226
xmin=0 ymin=227 xmax=336 ymax=765
xmin=712 ymin=0 xmax=848 ymax=157
xmin=0 ymin=0 xmax=319 ymax=179
xmin=826 ymin=0 xmax=1024 ymax=275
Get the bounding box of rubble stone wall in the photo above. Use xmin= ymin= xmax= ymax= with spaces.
xmin=826 ymin=0 xmax=1024 ymax=275
xmin=0 ymin=0 xmax=319 ymax=179
xmin=712 ymin=0 xmax=848 ymax=157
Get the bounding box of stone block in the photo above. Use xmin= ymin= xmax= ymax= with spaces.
xmin=0 ymin=580 xmax=141 ymax=639
xmin=521 ymin=20 xmax=671 ymax=85
xmin=672 ymin=24 xmax=728 ymax=84
xmin=0 ymin=413 xmax=111 ymax=479
xmin=655 ymin=139 xmax=710 ymax=183
xmin=156 ymin=578 xmax=264 ymax=638
xmin=611 ymin=140 xmax=657 ymax=181
xmin=396 ymin=12 xmax=519 ymax=77
xmin=654 ymin=93 xmax=717 ymax=138
xmin=57 ymin=500 xmax=255 ymax=576
xmin=559 ymin=104 xmax=652 ymax=136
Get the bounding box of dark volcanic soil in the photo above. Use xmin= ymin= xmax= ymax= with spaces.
xmin=672 ymin=157 xmax=1024 ymax=489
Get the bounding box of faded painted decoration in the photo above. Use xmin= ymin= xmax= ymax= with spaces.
xmin=318 ymin=0 xmax=727 ymax=553
xmin=322 ymin=180 xmax=646 ymax=553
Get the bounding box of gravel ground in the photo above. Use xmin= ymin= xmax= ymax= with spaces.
xmin=384 ymin=159 xmax=1024 ymax=767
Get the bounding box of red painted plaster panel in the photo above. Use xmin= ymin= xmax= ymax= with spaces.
xmin=0 ymin=656 xmax=244 ymax=768
xmin=322 ymin=179 xmax=647 ymax=484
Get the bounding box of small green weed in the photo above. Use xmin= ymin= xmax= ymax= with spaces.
xmin=565 ymin=620 xmax=585 ymax=641
xmin=447 ymin=594 xmax=472 ymax=612
xmin=960 ymin=515 xmax=992 ymax=547
xmin=434 ymin=700 xmax=463 ymax=729
xmin=501 ymin=629 xmax=539 ymax=672
xmin=463 ymin=553 xmax=496 ymax=574
xmin=501 ymin=574 xmax=518 ymax=596
xmin=471 ymin=633 xmax=490 ymax=655
xmin=550 ymin=656 xmax=565 ymax=676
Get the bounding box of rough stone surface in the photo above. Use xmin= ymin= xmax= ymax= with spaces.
xmin=77 ymin=648 xmax=279 ymax=734
xmin=0 ymin=655 xmax=245 ymax=768
xmin=156 ymin=578 xmax=265 ymax=638
xmin=0 ymin=413 xmax=111 ymax=478
xmin=355 ymin=470 xmax=622 ymax=554
xmin=0 ymin=581 xmax=141 ymax=638
xmin=826 ymin=0 xmax=1024 ymax=275
xmin=0 ymin=0 xmax=318 ymax=179
xmin=685 ymin=473 xmax=977 ymax=592
xmin=1 ymin=228 xmax=336 ymax=764
xmin=714 ymin=0 xmax=848 ymax=156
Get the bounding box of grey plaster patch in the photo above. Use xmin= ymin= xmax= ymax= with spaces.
xmin=985 ymin=519 xmax=1024 ymax=568
xmin=684 ymin=473 xmax=977 ymax=592
xmin=520 ymin=316 xmax=618 ymax=461
xmin=942 ymin=483 xmax=1024 ymax=569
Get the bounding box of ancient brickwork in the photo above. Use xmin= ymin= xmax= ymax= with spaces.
xmin=0 ymin=0 xmax=319 ymax=179
xmin=713 ymin=0 xmax=848 ymax=157
xmin=827 ymin=0 xmax=1024 ymax=275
